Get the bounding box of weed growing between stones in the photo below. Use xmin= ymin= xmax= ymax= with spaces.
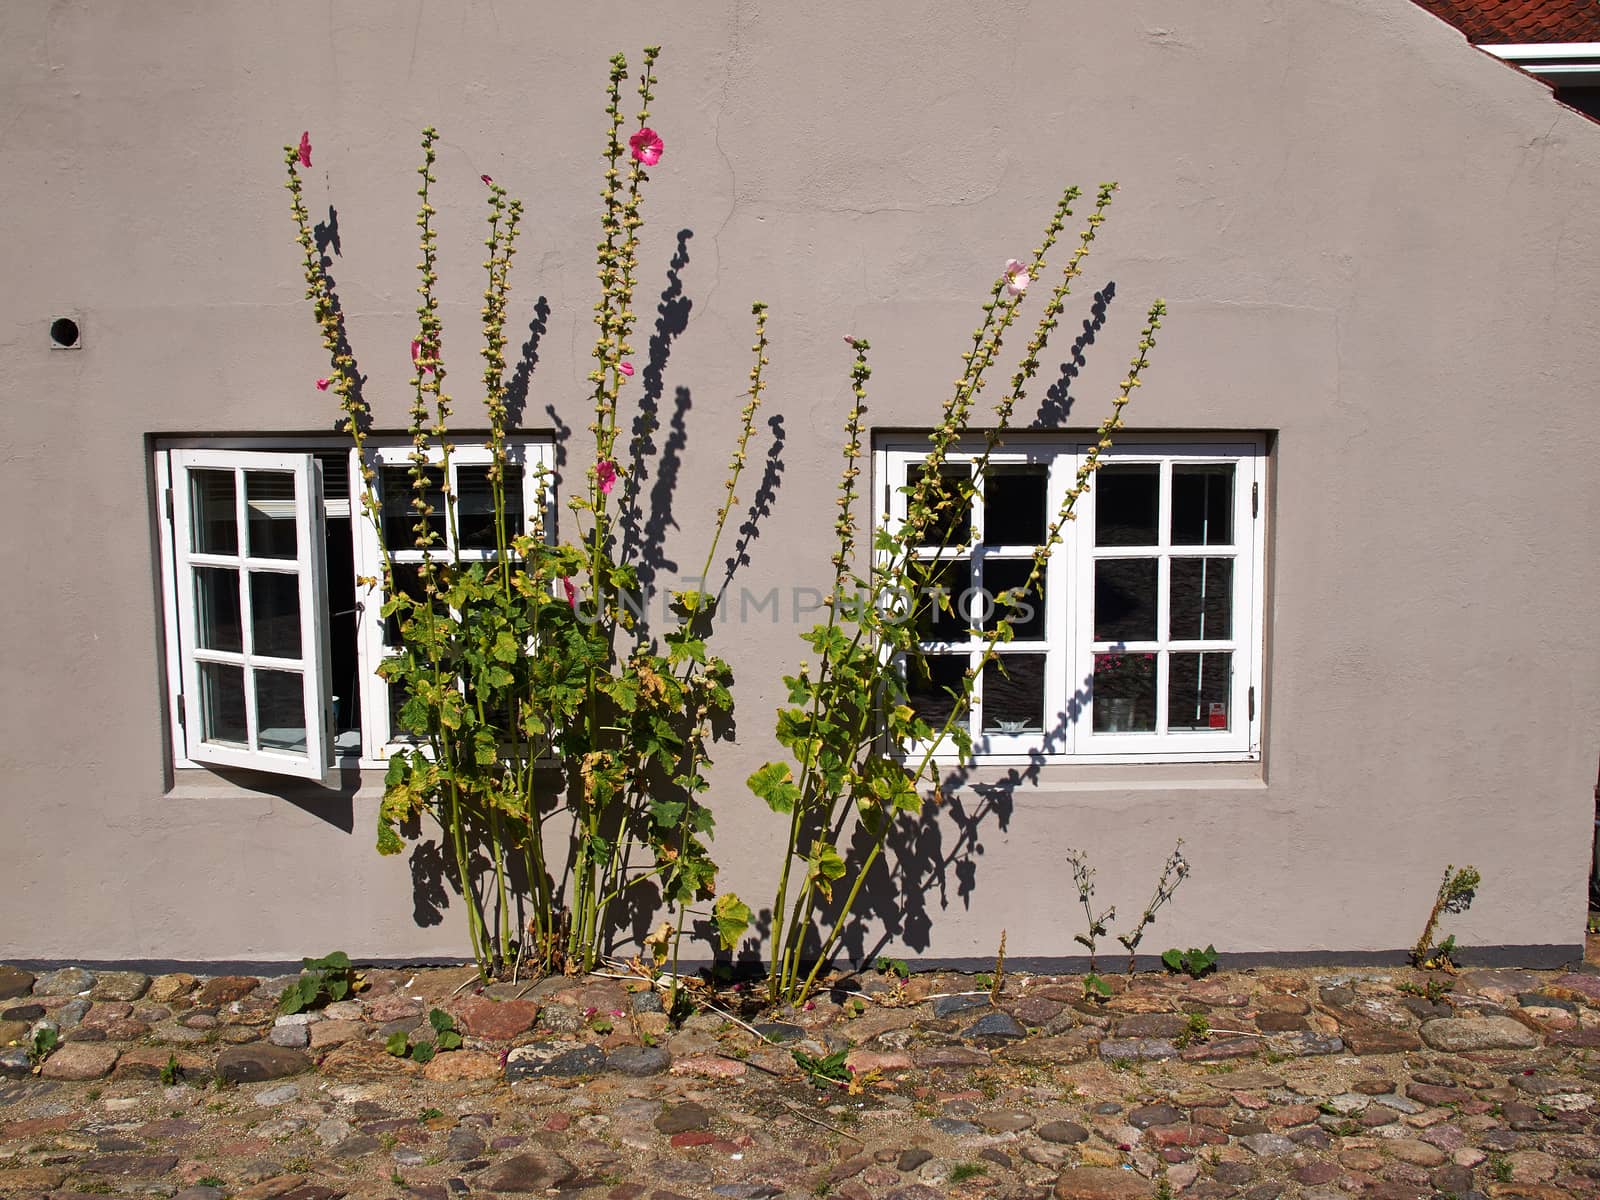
xmin=1162 ymin=944 xmax=1219 ymax=978
xmin=1065 ymin=839 xmax=1191 ymax=983
xmin=277 ymin=951 xmax=362 ymax=1015
xmin=285 ymin=50 xmax=766 ymax=982
xmin=1411 ymin=864 xmax=1481 ymax=969
xmin=739 ymin=183 xmax=1167 ymax=1006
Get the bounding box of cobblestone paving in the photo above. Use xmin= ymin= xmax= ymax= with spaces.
xmin=2 ymin=943 xmax=1599 ymax=1200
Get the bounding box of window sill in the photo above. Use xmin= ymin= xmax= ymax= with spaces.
xmin=931 ymin=757 xmax=1265 ymax=795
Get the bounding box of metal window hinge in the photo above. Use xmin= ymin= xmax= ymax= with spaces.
xmin=1251 ymin=481 xmax=1258 ymax=519
xmin=165 ymin=488 xmax=174 ymax=521
xmin=176 ymin=695 xmax=186 ymax=727
xmin=1248 ymin=686 xmax=1256 ymax=722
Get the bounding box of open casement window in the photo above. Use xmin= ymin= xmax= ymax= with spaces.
xmin=879 ymin=438 xmax=1265 ymax=765
xmin=157 ymin=437 xmax=552 ymax=777
xmin=167 ymin=450 xmax=334 ymax=781
xmin=352 ymin=443 xmax=549 ymax=759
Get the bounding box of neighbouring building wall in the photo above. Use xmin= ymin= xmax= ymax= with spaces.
xmin=1 ymin=0 xmax=1597 ymax=966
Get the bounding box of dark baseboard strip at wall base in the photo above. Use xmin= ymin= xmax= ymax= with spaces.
xmin=3 ymin=944 xmax=1587 ymax=977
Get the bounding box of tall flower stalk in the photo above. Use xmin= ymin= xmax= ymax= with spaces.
xmin=737 ymin=183 xmax=1167 ymax=1006
xmin=284 ymin=51 xmax=766 ymax=980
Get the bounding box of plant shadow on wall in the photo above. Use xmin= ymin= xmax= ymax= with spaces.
xmin=287 ymin=50 xmax=785 ymax=987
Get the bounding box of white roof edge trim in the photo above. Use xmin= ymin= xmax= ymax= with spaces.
xmin=1479 ymin=43 xmax=1600 ymax=62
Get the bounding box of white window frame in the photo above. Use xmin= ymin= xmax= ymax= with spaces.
xmin=156 ymin=437 xmax=552 ymax=779
xmin=164 ymin=449 xmax=334 ymax=782
xmin=878 ymin=436 xmax=1266 ymax=766
xmin=355 ymin=442 xmax=549 ymax=761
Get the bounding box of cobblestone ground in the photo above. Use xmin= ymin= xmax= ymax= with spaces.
xmin=2 ymin=938 xmax=1599 ymax=1200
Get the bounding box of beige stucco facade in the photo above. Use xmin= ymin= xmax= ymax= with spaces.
xmin=2 ymin=0 xmax=1597 ymax=967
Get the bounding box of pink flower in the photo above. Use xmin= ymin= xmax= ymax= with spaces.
xmin=618 ymin=361 xmax=634 ymax=377
xmin=629 ymin=127 xmax=664 ymax=166
xmin=411 ymin=339 xmax=435 ymax=376
xmin=315 ymin=378 xmax=331 ymax=391
xmin=481 ymin=174 xmax=494 ymax=185
xmin=596 ymin=459 xmax=618 ymax=496
xmin=1003 ymin=258 xmax=1031 ymax=296
xmin=298 ymin=132 xmax=312 ymax=169
xmin=562 ymin=577 xmax=578 ymax=609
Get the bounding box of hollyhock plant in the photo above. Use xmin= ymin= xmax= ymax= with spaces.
xmin=618 ymin=360 xmax=634 ymax=377
xmin=628 ymin=127 xmax=663 ymax=166
xmin=298 ymin=131 xmax=312 ymax=169
xmin=562 ymin=577 xmax=578 ymax=610
xmin=481 ymin=174 xmax=493 ymax=185
xmin=1003 ymin=258 xmax=1031 ymax=296
xmin=315 ymin=377 xmax=331 ymax=391
xmin=410 ymin=338 xmax=435 ymax=375
xmin=596 ymin=459 xmax=618 ymax=495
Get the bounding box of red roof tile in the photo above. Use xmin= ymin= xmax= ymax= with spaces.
xmin=1409 ymin=0 xmax=1600 ymax=42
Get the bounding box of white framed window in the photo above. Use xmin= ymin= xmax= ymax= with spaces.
xmin=879 ymin=437 xmax=1266 ymax=765
xmin=156 ymin=437 xmax=552 ymax=781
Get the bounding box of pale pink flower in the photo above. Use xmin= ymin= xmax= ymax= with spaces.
xmin=628 ymin=127 xmax=664 ymax=166
xmin=411 ymin=339 xmax=435 ymax=376
xmin=481 ymin=174 xmax=494 ymax=185
xmin=562 ymin=577 xmax=578 ymax=609
xmin=596 ymin=459 xmax=618 ymax=495
xmin=618 ymin=361 xmax=634 ymax=377
xmin=298 ymin=132 xmax=312 ymax=169
xmin=315 ymin=378 xmax=331 ymax=391
xmin=1003 ymin=258 xmax=1031 ymax=296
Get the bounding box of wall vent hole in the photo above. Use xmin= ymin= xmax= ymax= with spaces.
xmin=50 ymin=317 xmax=81 ymax=349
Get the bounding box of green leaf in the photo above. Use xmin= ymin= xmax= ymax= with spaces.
xmin=385 ymin=1031 xmax=410 ymax=1057
xmin=377 ymin=820 xmax=405 ymax=856
xmin=1161 ymin=948 xmax=1183 ymax=972
xmin=410 ymin=1040 xmax=437 ymax=1065
xmin=712 ymin=892 xmax=752 ymax=951
xmin=1085 ymin=973 xmax=1112 ymax=998
xmin=806 ymin=839 xmax=847 ymax=901
xmin=747 ymin=761 xmax=801 ymax=814
xmin=436 ymin=1030 xmax=463 ymax=1051
xmin=429 ymin=1008 xmax=453 ymax=1035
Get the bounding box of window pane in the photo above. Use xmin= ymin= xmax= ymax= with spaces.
xmin=1092 ymin=651 xmax=1156 ymax=733
xmin=908 ymin=463 xmax=972 ymax=548
xmin=1094 ymin=558 xmax=1157 ymax=641
xmin=982 ymin=653 xmax=1045 ymax=735
xmin=1169 ymin=557 xmax=1233 ymax=641
xmin=906 ymin=653 xmax=968 ymax=733
xmin=190 ymin=469 xmax=238 ymax=556
xmin=382 ymin=465 xmax=447 ymax=548
xmin=250 ymin=571 xmax=303 ymax=659
xmin=984 ymin=465 xmax=1047 ymax=546
xmin=981 ymin=558 xmax=1046 ymax=640
xmin=1171 ymin=464 xmax=1234 ymax=546
xmin=1168 ymin=651 xmax=1232 ymax=731
xmin=1094 ymin=464 xmax=1159 ymax=546
xmin=908 ymin=558 xmax=972 ymax=642
xmin=194 ymin=567 xmax=242 ymax=652
xmin=255 ymin=669 xmax=308 ymax=754
xmin=198 ymin=661 xmax=247 ymax=747
xmin=458 ymin=465 xmax=525 ymax=550
xmin=245 ymin=471 xmax=298 ymax=559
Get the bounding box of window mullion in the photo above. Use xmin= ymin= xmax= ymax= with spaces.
xmin=234 ymin=467 xmax=262 ymax=753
